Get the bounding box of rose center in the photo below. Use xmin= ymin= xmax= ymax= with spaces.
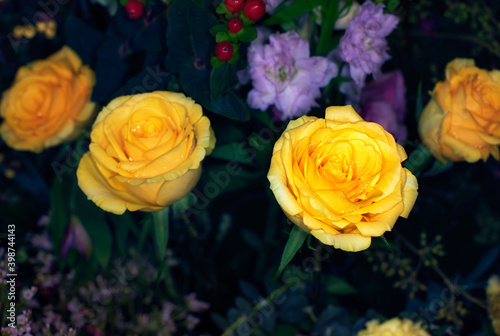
xmin=131 ymin=117 xmax=164 ymax=138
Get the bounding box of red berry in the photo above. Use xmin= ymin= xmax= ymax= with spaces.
xmin=227 ymin=17 xmax=243 ymax=33
xmin=243 ymin=0 xmax=265 ymax=21
xmin=125 ymin=0 xmax=143 ymax=20
xmin=224 ymin=0 xmax=245 ymax=13
xmin=215 ymin=41 xmax=234 ymax=61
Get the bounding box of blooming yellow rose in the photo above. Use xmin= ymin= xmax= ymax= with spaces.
xmin=77 ymin=91 xmax=215 ymax=215
xmin=358 ymin=317 xmax=430 ymax=336
xmin=0 ymin=46 xmax=96 ymax=153
xmin=419 ymin=58 xmax=500 ymax=163
xmin=268 ymin=106 xmax=418 ymax=252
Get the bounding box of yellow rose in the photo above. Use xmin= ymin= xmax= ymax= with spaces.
xmin=0 ymin=46 xmax=96 ymax=153
xmin=268 ymin=106 xmax=418 ymax=252
xmin=77 ymin=91 xmax=215 ymax=215
xmin=358 ymin=317 xmax=430 ymax=336
xmin=419 ymin=58 xmax=500 ymax=163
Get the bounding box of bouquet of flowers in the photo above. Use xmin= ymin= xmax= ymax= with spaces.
xmin=1 ymin=0 xmax=500 ymax=335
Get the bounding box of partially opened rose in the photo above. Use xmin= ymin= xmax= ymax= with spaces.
xmin=419 ymin=58 xmax=500 ymax=162
xmin=268 ymin=106 xmax=418 ymax=252
xmin=0 ymin=46 xmax=96 ymax=153
xmin=77 ymin=91 xmax=215 ymax=215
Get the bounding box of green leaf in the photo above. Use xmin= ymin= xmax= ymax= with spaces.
xmin=210 ymin=62 xmax=236 ymax=100
xmin=265 ymin=0 xmax=328 ymax=25
xmin=64 ymin=16 xmax=105 ymax=67
xmin=138 ymin=216 xmax=151 ymax=253
xmin=316 ymin=0 xmax=341 ymax=56
xmin=211 ymin=56 xmax=225 ymax=68
xmin=271 ymin=226 xmax=308 ymax=283
xmin=206 ymin=91 xmax=250 ymax=121
xmin=179 ymin=66 xmax=211 ymax=105
xmin=241 ymin=228 xmax=262 ymax=250
xmin=387 ymin=0 xmax=400 ymax=11
xmin=109 ymin=213 xmax=133 ymax=257
xmin=133 ymin=17 xmax=167 ymax=52
xmin=423 ymin=157 xmax=453 ymax=177
xmin=152 ymin=207 xmax=170 ymax=262
xmin=209 ymin=24 xmax=227 ymax=36
xmin=198 ymin=164 xmax=262 ymax=198
xmin=216 ymin=2 xmax=227 ymax=14
xmin=238 ymin=26 xmax=257 ymax=43
xmin=72 ymin=188 xmax=112 ymax=269
xmin=324 ymin=275 xmax=357 ymax=295
xmin=306 ymin=235 xmax=316 ymax=250
xmin=48 ymin=178 xmax=71 ymax=252
xmin=216 ymin=31 xmax=230 ymax=42
xmin=92 ymin=38 xmax=129 ymax=102
xmin=165 ymin=0 xmax=217 ymax=73
xmin=379 ymin=236 xmax=394 ymax=252
xmin=210 ymin=142 xmax=254 ymax=164
xmin=272 ymin=324 xmax=300 ymax=335
xmin=227 ymin=50 xmax=239 ymax=65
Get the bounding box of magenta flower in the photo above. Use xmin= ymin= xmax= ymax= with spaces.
xmin=245 ymin=30 xmax=338 ymax=120
xmin=338 ymin=1 xmax=399 ymax=87
xmin=358 ymin=70 xmax=408 ymax=143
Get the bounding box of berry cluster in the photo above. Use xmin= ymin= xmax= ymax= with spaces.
xmin=124 ymin=0 xmax=144 ymax=20
xmin=211 ymin=0 xmax=266 ymax=66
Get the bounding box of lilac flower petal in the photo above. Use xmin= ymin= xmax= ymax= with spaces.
xmin=245 ymin=30 xmax=338 ymax=120
xmin=361 ymin=70 xmax=406 ymax=122
xmin=338 ymin=1 xmax=399 ymax=88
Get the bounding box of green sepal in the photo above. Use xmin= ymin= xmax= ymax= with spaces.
xmin=238 ymin=26 xmax=257 ymax=43
xmin=270 ymin=226 xmax=309 ymax=283
xmin=209 ymin=23 xmax=227 ymax=36
xmin=387 ymin=0 xmax=400 ymax=11
xmin=216 ymin=31 xmax=230 ymax=42
xmin=227 ymin=49 xmax=239 ymax=65
xmin=211 ymin=56 xmax=225 ymax=68
xmin=216 ymin=2 xmax=227 ymax=14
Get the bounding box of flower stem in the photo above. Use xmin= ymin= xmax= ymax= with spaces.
xmin=395 ymin=231 xmax=487 ymax=310
xmin=316 ymin=0 xmax=340 ymax=56
xmin=221 ymin=280 xmax=301 ymax=336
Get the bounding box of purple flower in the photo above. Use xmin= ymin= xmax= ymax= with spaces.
xmin=338 ymin=1 xmax=399 ymax=87
xmin=245 ymin=30 xmax=338 ymax=120
xmin=60 ymin=216 xmax=92 ymax=260
xmin=358 ymin=70 xmax=408 ymax=143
